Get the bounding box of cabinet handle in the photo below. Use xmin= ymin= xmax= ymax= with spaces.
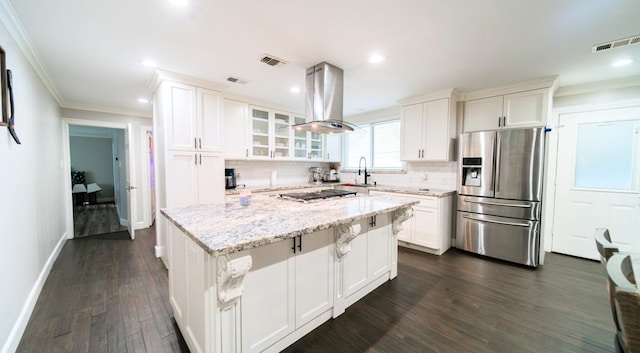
xmin=417 ymin=149 xmax=421 ymax=159
xmin=327 ymin=153 xmax=330 ymax=160
xmin=370 ymin=215 xmax=377 ymax=227
xmin=199 ymin=154 xmax=202 ymax=165
xmin=199 ymin=138 xmax=202 ymax=149
xmin=297 ymin=235 xmax=302 ymax=251
xmin=497 ymin=116 xmax=501 ymax=127
xmin=246 ymin=149 xmax=248 ymax=157
xmin=502 ymin=116 xmax=506 ymax=127
xmin=292 ymin=237 xmax=296 ymax=254
xmin=194 ymin=138 xmax=198 ymax=149
xmin=194 ymin=154 xmax=197 ymax=165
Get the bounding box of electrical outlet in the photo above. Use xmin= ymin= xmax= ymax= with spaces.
xmin=422 ymin=173 xmax=428 ymax=181
xmin=236 ymin=172 xmax=241 ymax=179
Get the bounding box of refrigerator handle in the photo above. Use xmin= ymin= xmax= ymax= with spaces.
xmin=463 ymin=199 xmax=532 ymax=208
xmin=495 ymin=135 xmax=501 ymax=193
xmin=463 ymin=214 xmax=530 ymax=228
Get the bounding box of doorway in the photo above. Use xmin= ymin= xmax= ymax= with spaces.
xmin=62 ymin=119 xmax=138 ymax=240
xmin=69 ymin=125 xmax=128 ymax=237
xmin=551 ymin=106 xmax=640 ymax=259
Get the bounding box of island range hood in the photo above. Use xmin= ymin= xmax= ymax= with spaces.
xmin=292 ymin=62 xmax=356 ymax=134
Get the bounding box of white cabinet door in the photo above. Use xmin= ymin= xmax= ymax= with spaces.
xmin=197 ymin=153 xmax=224 ymax=205
xmin=367 ymin=214 xmax=390 ymax=279
xmin=463 ymin=95 xmax=504 ymax=132
xmin=412 ymin=206 xmax=439 ymax=249
xmin=325 ymin=134 xmax=342 ymax=162
xmin=273 ymin=111 xmax=292 ymax=159
xmin=167 ymin=82 xmax=198 ymax=150
xmin=223 ymin=98 xmax=249 ymax=159
xmin=295 ymin=229 xmax=334 ymax=328
xmin=196 ymin=88 xmax=222 ymax=152
xmin=343 ymin=225 xmax=369 ymax=298
xmin=464 ymin=89 xmax=548 ymax=132
xmin=242 ymin=240 xmax=296 ymax=353
xmin=400 ymin=103 xmax=424 ymax=161
xmin=423 ymin=99 xmax=450 ymax=160
xmin=503 ymin=89 xmax=548 ymax=128
xmin=166 ymin=151 xmax=198 ymax=207
xmin=168 ymin=223 xmax=187 ymax=327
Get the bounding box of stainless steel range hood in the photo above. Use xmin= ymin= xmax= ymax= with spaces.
xmin=293 ymin=62 xmax=355 ymax=134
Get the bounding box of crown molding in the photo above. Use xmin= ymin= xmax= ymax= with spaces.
xmin=0 ymin=0 xmax=65 ymax=106
xmin=63 ymin=101 xmax=152 ymax=119
xmin=554 ymin=75 xmax=640 ymax=97
xmin=460 ymin=76 xmax=559 ymax=101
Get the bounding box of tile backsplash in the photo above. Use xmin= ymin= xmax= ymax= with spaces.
xmin=226 ymin=160 xmax=457 ymax=191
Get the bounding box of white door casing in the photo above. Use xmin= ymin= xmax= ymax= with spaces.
xmin=551 ymin=107 xmax=640 ymax=259
xmin=124 ymin=123 xmax=137 ymax=240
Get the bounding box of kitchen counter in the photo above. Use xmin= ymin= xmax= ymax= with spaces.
xmin=161 ymin=193 xmax=418 ymax=256
xmin=163 ymin=193 xmax=418 ymax=353
xmin=225 ymin=183 xmax=456 ymax=198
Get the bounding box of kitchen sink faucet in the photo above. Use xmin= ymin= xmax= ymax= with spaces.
xmin=358 ymin=156 xmax=370 ymax=185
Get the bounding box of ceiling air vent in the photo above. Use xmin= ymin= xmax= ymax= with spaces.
xmin=592 ymin=34 xmax=640 ymax=53
xmin=260 ymin=54 xmax=287 ymax=67
xmin=227 ymin=76 xmax=248 ymax=84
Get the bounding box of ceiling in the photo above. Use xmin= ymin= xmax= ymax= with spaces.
xmin=5 ymin=0 xmax=640 ymax=118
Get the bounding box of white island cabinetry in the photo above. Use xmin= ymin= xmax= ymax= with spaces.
xmin=370 ymin=190 xmax=453 ymax=255
xmin=162 ymin=194 xmax=416 ymax=353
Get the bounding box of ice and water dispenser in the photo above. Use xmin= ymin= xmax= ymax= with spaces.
xmin=461 ymin=157 xmax=483 ymax=187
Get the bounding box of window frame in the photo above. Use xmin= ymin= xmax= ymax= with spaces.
xmin=341 ymin=117 xmax=405 ymax=173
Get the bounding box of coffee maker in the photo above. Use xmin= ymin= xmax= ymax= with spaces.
xmin=225 ymin=168 xmax=237 ymax=189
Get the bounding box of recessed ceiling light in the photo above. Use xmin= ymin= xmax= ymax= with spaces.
xmin=169 ymin=0 xmax=188 ymax=6
xmin=612 ymin=58 xmax=634 ymax=67
xmin=369 ymin=53 xmax=385 ymax=63
xmin=290 ymin=86 xmax=300 ymax=94
xmin=138 ymin=98 xmax=149 ymax=104
xmin=141 ymin=59 xmax=157 ymax=68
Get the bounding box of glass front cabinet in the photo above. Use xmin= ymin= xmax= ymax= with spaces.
xmin=249 ymin=106 xmax=329 ymax=161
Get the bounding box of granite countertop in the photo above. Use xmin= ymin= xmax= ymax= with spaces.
xmin=162 ymin=194 xmax=418 ymax=256
xmin=370 ymin=185 xmax=456 ymax=197
xmin=226 ymin=183 xmax=456 ymax=198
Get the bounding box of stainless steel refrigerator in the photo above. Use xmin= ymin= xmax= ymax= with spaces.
xmin=456 ymin=127 xmax=546 ymax=267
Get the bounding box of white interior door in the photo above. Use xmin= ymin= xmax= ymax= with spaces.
xmin=552 ymin=107 xmax=640 ymax=259
xmin=125 ymin=125 xmax=137 ymax=240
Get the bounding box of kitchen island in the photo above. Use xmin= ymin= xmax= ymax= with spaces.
xmin=161 ymin=193 xmax=417 ymax=353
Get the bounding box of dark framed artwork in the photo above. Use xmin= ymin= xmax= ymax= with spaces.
xmin=1 ymin=45 xmax=6 ymax=127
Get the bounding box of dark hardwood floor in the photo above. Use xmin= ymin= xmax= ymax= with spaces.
xmin=73 ymin=203 xmax=127 ymax=238
xmin=17 ymin=228 xmax=615 ymax=353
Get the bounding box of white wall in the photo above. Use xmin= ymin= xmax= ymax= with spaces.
xmin=70 ymin=136 xmax=116 ymax=201
xmin=0 ymin=19 xmax=66 ymax=353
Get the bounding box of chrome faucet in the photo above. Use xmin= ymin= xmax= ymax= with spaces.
xmin=358 ymin=156 xmax=370 ymax=185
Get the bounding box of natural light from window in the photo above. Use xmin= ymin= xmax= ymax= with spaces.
xmin=344 ymin=119 xmax=402 ymax=170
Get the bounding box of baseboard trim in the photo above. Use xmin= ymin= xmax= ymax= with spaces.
xmin=1 ymin=231 xmax=68 ymax=353
xmin=120 ymin=218 xmax=129 ymax=227
xmin=155 ymin=245 xmax=164 ymax=258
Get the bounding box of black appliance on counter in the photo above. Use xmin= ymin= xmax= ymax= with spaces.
xmin=225 ymin=168 xmax=237 ymax=189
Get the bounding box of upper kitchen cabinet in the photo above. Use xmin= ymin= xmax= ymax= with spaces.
xmin=223 ymin=98 xmax=249 ymax=159
xmin=325 ymin=134 xmax=342 ymax=162
xmin=250 ymin=106 xmax=293 ymax=159
xmin=158 ymin=81 xmax=222 ymax=152
xmin=462 ymin=76 xmax=558 ymax=132
xmin=399 ymin=89 xmax=458 ymax=161
xmin=292 ymin=115 xmax=326 ymax=161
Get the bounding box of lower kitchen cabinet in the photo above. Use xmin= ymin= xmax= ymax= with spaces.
xmin=370 ymin=191 xmax=453 ymax=255
xmin=343 ymin=214 xmax=390 ymax=298
xmin=241 ymin=229 xmax=334 ymax=353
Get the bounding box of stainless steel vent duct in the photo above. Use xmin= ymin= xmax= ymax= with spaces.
xmin=292 ymin=62 xmax=355 ymax=134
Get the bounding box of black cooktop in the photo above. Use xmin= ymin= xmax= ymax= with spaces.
xmin=279 ymin=189 xmax=357 ymax=202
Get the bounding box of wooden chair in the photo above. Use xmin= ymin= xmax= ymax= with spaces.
xmin=607 ymin=253 xmax=639 ymax=353
xmin=595 ymin=228 xmax=619 ymax=263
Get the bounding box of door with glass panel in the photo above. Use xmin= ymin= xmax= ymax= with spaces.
xmin=552 ymin=107 xmax=640 ymax=260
